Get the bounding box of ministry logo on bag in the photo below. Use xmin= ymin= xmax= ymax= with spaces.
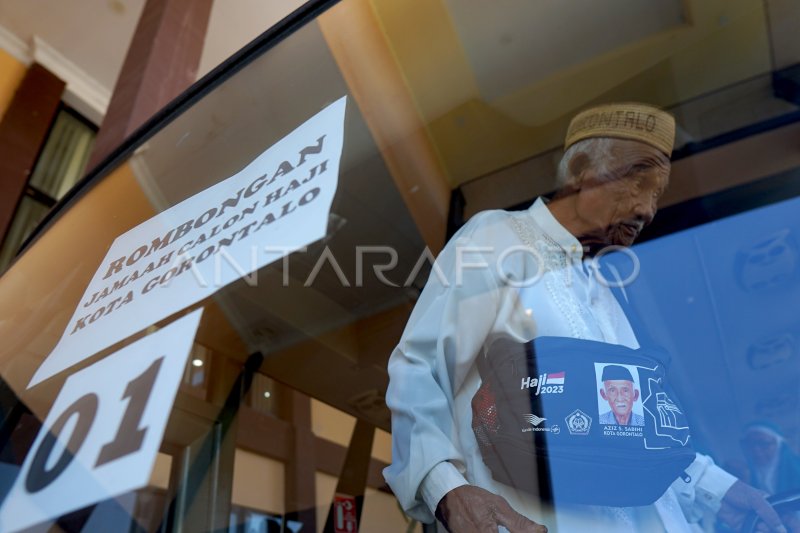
xmin=565 ymin=409 xmax=592 ymax=436
xmin=520 ymin=371 xmax=566 ymax=395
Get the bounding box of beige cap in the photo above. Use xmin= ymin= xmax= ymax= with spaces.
xmin=565 ymin=102 xmax=676 ymax=156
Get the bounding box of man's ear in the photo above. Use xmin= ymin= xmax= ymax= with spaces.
xmin=600 ymin=389 xmax=608 ymax=401
xmin=633 ymin=389 xmax=640 ymax=402
xmin=568 ymin=152 xmax=591 ymax=190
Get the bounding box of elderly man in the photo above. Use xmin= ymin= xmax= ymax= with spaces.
xmin=741 ymin=423 xmax=800 ymax=495
xmin=599 ymin=365 xmax=644 ymax=426
xmin=384 ymin=103 xmax=791 ymax=532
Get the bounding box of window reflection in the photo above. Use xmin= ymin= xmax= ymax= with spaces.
xmin=0 ymin=0 xmax=798 ymax=531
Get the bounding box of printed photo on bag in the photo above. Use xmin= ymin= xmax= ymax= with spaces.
xmin=594 ymin=363 xmax=644 ymax=427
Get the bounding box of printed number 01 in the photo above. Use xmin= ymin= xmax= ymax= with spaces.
xmin=25 ymin=357 xmax=165 ymax=493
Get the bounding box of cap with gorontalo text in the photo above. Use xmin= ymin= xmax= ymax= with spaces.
xmin=565 ymin=102 xmax=676 ymax=157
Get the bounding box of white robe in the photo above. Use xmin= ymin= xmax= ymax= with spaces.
xmin=384 ymin=198 xmax=736 ymax=532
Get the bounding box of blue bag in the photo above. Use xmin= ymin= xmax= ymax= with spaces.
xmin=471 ymin=287 xmax=696 ymax=506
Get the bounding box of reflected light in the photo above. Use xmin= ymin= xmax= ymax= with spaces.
xmin=192 ymin=359 xmax=203 ymax=367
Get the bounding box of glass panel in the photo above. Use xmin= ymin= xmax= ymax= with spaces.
xmin=0 ymin=196 xmax=50 ymax=271
xmin=0 ymin=0 xmax=799 ymax=532
xmin=28 ymin=109 xmax=96 ymax=201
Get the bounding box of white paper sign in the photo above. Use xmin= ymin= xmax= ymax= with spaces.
xmin=29 ymin=97 xmax=347 ymax=388
xmin=0 ymin=309 xmax=202 ymax=533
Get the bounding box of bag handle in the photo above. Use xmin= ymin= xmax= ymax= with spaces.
xmin=597 ymin=259 xmax=657 ymax=350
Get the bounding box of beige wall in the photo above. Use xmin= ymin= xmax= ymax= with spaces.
xmin=0 ymin=48 xmax=26 ymax=119
xmin=147 ymin=452 xmax=173 ymax=490
xmin=316 ymin=471 xmax=418 ymax=533
xmin=311 ymin=399 xmax=393 ymax=464
xmin=198 ymin=402 xmax=398 ymax=527
xmin=232 ymin=448 xmax=286 ymax=515
xmin=315 ymin=472 xmax=338 ymax=531
xmin=361 ymin=487 xmax=422 ymax=533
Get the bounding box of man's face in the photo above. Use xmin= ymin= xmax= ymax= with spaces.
xmin=600 ymin=379 xmax=639 ymax=419
xmin=742 ymin=430 xmax=779 ymax=466
xmin=573 ymin=139 xmax=670 ymax=247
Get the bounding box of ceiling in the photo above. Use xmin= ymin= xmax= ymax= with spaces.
xmin=0 ymin=0 xmax=306 ymax=122
xmin=0 ymin=0 xmax=145 ymax=91
xmin=443 ymin=0 xmax=685 ymax=102
xmin=370 ymin=0 xmax=777 ymax=186
xmin=0 ymin=0 xmax=778 ymax=169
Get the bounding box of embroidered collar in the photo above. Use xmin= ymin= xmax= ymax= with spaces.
xmin=528 ymin=197 xmax=584 ymax=260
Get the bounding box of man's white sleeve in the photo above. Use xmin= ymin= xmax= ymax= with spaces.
xmin=672 ymin=453 xmax=738 ymax=522
xmin=382 ymin=215 xmax=504 ymax=523
xmin=420 ymin=461 xmax=470 ymax=516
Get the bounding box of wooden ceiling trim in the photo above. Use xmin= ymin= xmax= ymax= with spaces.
xmin=317 ymin=0 xmax=451 ymax=253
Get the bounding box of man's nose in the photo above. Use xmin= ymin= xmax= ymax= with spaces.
xmin=633 ymin=197 xmax=657 ymax=226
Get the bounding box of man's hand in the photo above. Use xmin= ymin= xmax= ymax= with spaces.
xmin=435 ymin=485 xmax=547 ymax=533
xmin=718 ymin=480 xmax=799 ymax=532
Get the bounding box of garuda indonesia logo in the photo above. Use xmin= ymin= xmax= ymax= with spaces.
xmin=565 ymin=409 xmax=592 ymax=436
xmin=523 ymin=413 xmax=546 ymax=426
xmin=521 ymin=413 xmax=561 ymax=434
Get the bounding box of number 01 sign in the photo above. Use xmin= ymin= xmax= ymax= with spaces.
xmin=0 ymin=309 xmax=203 ymax=533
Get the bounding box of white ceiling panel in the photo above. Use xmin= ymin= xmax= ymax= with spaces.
xmin=442 ymin=0 xmax=686 ymax=100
